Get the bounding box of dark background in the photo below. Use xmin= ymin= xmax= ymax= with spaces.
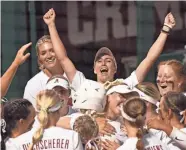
xmin=1 ymin=1 xmax=186 ymax=99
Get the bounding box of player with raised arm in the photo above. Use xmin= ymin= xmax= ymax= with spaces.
xmin=44 ymin=8 xmax=176 ymax=92
xmin=1 ymin=42 xmax=32 ymax=98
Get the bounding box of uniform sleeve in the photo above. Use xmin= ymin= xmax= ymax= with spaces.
xmin=5 ymin=139 xmax=19 ymax=150
xmin=169 ymin=127 xmax=186 ymax=149
xmin=123 ymin=71 xmax=139 ymax=89
xmin=70 ymin=71 xmax=86 ymax=92
xmin=6 ymin=144 xmax=19 ymax=150
xmin=73 ymin=131 xmax=83 ymax=150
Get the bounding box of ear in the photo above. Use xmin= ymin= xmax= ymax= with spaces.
xmin=19 ymin=119 xmax=24 ymax=125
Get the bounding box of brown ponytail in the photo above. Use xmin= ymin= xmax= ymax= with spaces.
xmin=122 ymin=97 xmax=146 ymax=150
xmin=136 ymin=115 xmax=144 ymax=150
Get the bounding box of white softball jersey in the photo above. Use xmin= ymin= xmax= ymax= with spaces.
xmin=169 ymin=127 xmax=186 ymax=149
xmin=23 ymin=71 xmax=67 ymax=109
xmin=23 ymin=71 xmax=49 ymax=108
xmin=100 ymin=119 xmax=127 ymax=144
xmin=6 ymin=126 xmax=83 ymax=150
xmin=71 ymin=70 xmax=138 ymax=92
xmin=148 ymin=128 xmax=181 ymax=150
xmin=117 ymin=131 xmax=181 ymax=150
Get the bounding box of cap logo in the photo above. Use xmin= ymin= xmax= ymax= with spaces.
xmin=95 ymin=88 xmax=100 ymax=92
xmin=54 ymin=79 xmax=59 ymax=83
xmin=82 ymin=99 xmax=87 ymax=103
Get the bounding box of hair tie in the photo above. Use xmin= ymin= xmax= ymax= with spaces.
xmin=155 ymin=102 xmax=160 ymax=113
xmin=1 ymin=97 xmax=8 ymax=104
xmin=86 ymin=137 xmax=100 ymax=150
xmin=40 ymin=108 xmax=48 ymax=113
xmin=85 ymin=110 xmax=96 ymax=116
xmin=1 ymin=119 xmax=6 ymax=133
xmin=180 ymin=110 xmax=185 ymax=123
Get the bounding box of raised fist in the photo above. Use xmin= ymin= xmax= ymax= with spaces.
xmin=43 ymin=8 xmax=56 ymax=26
xmin=164 ymin=12 xmax=176 ymax=29
xmin=14 ymin=42 xmax=32 ymax=66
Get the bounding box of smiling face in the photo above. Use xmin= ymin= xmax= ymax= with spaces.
xmin=53 ymin=86 xmax=70 ymax=116
xmin=37 ymin=42 xmax=61 ymax=72
xmin=156 ymin=65 xmax=181 ymax=96
xmin=106 ymin=92 xmax=125 ymax=120
xmin=94 ymin=55 xmax=116 ymax=84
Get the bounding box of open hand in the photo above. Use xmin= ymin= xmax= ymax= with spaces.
xmin=101 ymin=139 xmax=120 ymax=150
xmin=147 ymin=116 xmax=166 ymax=130
xmin=13 ymin=42 xmax=32 ymax=66
xmin=96 ymin=117 xmax=116 ymax=136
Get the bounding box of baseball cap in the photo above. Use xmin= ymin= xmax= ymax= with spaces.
xmin=72 ymin=79 xmax=106 ymax=112
xmin=46 ymin=77 xmax=69 ymax=90
xmin=106 ymin=84 xmax=133 ymax=95
xmin=94 ymin=47 xmax=117 ymax=69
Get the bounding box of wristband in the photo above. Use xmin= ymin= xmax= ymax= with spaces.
xmin=161 ymin=25 xmax=171 ymax=34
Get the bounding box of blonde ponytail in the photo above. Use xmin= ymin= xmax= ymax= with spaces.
xmin=33 ymin=109 xmax=48 ymax=143
xmin=29 ymin=90 xmax=62 ymax=149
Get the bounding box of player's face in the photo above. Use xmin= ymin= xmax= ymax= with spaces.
xmin=54 ymin=87 xmax=70 ymax=116
xmin=107 ymin=92 xmax=125 ymax=120
xmin=37 ymin=42 xmax=61 ymax=71
xmin=94 ymin=55 xmax=116 ymax=84
xmin=19 ymin=106 xmax=35 ymax=135
xmin=157 ymin=65 xmax=181 ymax=96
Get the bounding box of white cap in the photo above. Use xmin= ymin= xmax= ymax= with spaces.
xmin=72 ymin=79 xmax=106 ymax=112
xmin=106 ymin=84 xmax=133 ymax=95
xmin=46 ymin=77 xmax=69 ymax=90
xmin=132 ymin=88 xmax=158 ymax=105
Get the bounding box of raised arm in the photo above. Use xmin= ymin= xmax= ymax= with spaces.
xmin=43 ymin=8 xmax=76 ymax=83
xmin=1 ymin=42 xmax=32 ymax=98
xmin=136 ymin=12 xmax=176 ymax=82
